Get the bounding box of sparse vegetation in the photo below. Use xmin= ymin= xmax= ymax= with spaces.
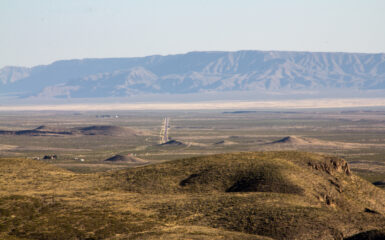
xmin=1 ymin=151 xmax=384 ymax=239
xmin=1 ymin=110 xmax=385 ymax=239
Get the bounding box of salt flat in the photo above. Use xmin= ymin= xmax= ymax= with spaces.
xmin=2 ymin=98 xmax=385 ymax=111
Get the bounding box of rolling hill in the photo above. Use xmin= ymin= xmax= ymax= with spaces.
xmin=0 ymin=125 xmax=137 ymax=137
xmin=1 ymin=152 xmax=384 ymax=239
xmin=265 ymin=136 xmax=366 ymax=149
xmin=104 ymin=154 xmax=148 ymax=163
xmin=102 ymin=151 xmax=385 ymax=239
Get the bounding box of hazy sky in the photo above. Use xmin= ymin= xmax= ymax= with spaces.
xmin=1 ymin=0 xmax=385 ymax=68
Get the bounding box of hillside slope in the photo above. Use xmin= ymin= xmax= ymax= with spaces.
xmin=104 ymin=151 xmax=385 ymax=239
xmin=1 ymin=152 xmax=384 ymax=239
xmin=1 ymin=50 xmax=385 ymax=98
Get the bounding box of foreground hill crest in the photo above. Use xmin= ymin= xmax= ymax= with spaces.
xmin=1 ymin=151 xmax=385 ymax=239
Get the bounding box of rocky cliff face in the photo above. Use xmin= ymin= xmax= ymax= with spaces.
xmin=0 ymin=66 xmax=30 ymax=84
xmin=1 ymin=50 xmax=385 ymax=98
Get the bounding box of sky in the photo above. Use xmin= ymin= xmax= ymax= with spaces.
xmin=1 ymin=0 xmax=385 ymax=68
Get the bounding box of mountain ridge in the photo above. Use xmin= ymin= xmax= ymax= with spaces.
xmin=1 ymin=50 xmax=385 ymax=99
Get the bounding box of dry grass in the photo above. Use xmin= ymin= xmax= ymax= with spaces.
xmin=1 ymin=152 xmax=385 ymax=239
xmin=0 ymin=144 xmax=17 ymax=151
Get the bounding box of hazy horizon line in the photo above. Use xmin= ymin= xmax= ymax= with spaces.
xmin=1 ymin=98 xmax=385 ymax=111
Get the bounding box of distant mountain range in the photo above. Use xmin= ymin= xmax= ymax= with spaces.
xmin=1 ymin=50 xmax=385 ymax=100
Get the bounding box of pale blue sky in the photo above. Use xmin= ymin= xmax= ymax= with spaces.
xmin=1 ymin=0 xmax=385 ymax=68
